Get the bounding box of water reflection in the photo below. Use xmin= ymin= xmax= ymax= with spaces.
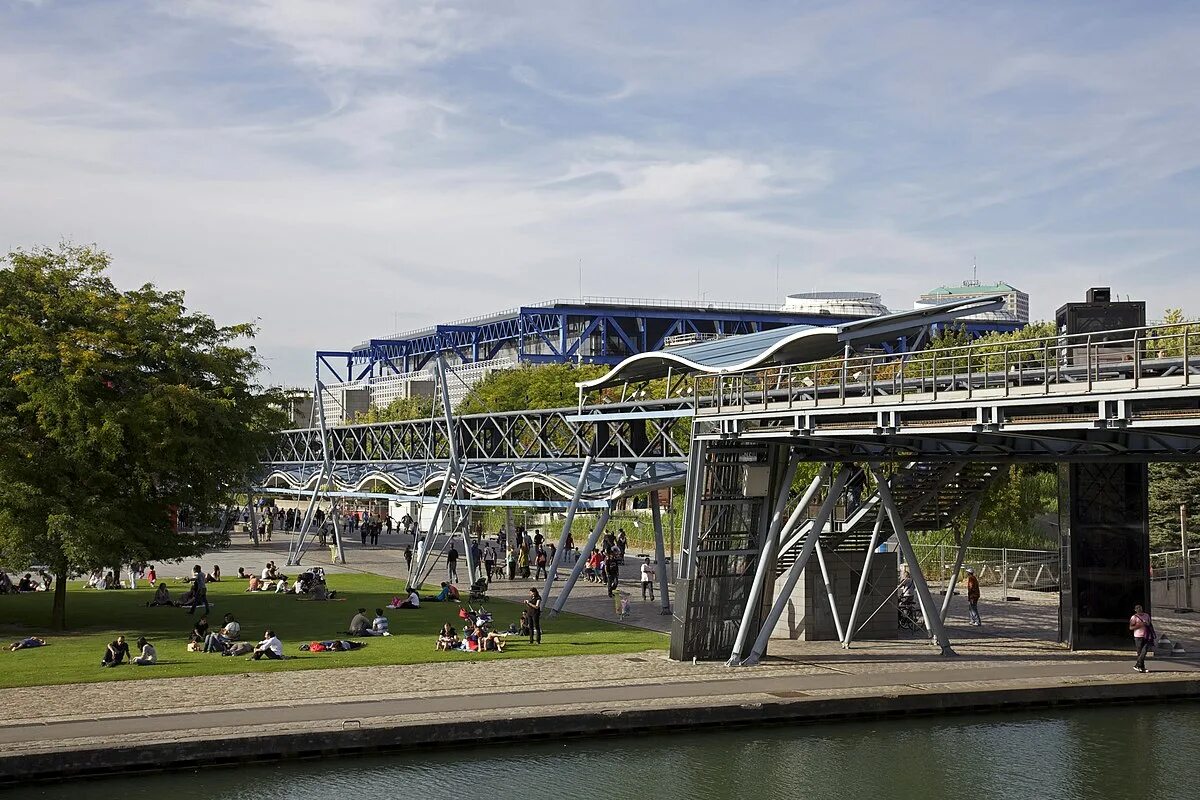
xmin=9 ymin=704 xmax=1197 ymax=800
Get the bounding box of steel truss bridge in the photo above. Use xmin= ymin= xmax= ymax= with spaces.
xmin=261 ymin=318 xmax=1200 ymax=661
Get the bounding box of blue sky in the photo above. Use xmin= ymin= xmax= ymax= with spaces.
xmin=2 ymin=1 xmax=1198 ymax=386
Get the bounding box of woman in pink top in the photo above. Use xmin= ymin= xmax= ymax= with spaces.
xmin=1129 ymin=604 xmax=1154 ymax=673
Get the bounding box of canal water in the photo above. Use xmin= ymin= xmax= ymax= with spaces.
xmin=9 ymin=703 xmax=1196 ymax=799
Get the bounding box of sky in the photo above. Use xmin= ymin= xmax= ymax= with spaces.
xmin=2 ymin=1 xmax=1199 ymax=387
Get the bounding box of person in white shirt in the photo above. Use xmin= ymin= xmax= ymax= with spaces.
xmin=639 ymin=557 xmax=656 ymax=601
xmin=251 ymin=629 xmax=283 ymax=660
xmin=399 ymin=589 xmax=420 ymax=609
xmin=133 ymin=637 xmax=157 ymax=666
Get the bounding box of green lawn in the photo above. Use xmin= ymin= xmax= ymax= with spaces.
xmin=0 ymin=573 xmax=667 ymax=689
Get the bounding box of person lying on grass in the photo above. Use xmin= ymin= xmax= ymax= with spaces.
xmin=10 ymin=636 xmax=47 ymax=651
xmin=299 ymin=640 xmax=366 ymax=652
xmin=101 ymin=635 xmax=130 ymax=667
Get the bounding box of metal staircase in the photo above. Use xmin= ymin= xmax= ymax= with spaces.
xmin=775 ymin=461 xmax=1002 ymax=574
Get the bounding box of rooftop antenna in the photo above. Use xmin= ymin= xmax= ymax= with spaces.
xmin=965 ymin=255 xmax=979 ymax=287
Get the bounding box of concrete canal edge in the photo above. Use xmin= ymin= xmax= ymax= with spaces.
xmin=5 ymin=676 xmax=1200 ymax=785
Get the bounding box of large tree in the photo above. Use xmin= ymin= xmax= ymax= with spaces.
xmin=0 ymin=244 xmax=283 ymax=628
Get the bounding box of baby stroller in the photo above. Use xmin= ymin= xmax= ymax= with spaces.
xmin=898 ymin=596 xmax=923 ymax=634
xmin=468 ymin=577 xmax=489 ymax=603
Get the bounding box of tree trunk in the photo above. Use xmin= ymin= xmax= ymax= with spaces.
xmin=51 ymin=560 xmax=68 ymax=630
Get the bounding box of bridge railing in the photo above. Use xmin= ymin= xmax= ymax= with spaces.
xmin=697 ymin=322 xmax=1200 ymax=415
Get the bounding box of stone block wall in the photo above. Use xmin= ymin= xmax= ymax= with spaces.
xmin=772 ymin=549 xmax=898 ymax=641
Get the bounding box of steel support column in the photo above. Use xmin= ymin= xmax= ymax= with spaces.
xmin=872 ymin=466 xmax=956 ymax=656
xmin=543 ymin=455 xmax=594 ymax=602
xmin=813 ymin=535 xmax=845 ymax=643
xmin=940 ymin=496 xmax=983 ymax=623
xmin=743 ymin=465 xmax=850 ymax=666
xmin=650 ymin=483 xmax=672 ymax=615
xmin=551 ymin=505 xmax=612 ymax=615
xmin=843 ymin=508 xmax=887 ymax=648
xmin=726 ymin=453 xmax=805 ymax=665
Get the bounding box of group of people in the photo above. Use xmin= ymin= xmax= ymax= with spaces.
xmin=431 ymin=588 xmax=543 ymax=652
xmin=0 ymin=571 xmax=52 ymax=594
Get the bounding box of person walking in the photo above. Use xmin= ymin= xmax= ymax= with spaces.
xmin=640 ymin=557 xmax=656 ymax=601
xmin=507 ymin=546 xmax=518 ymax=580
xmin=370 ymin=520 xmax=380 ymax=546
xmin=447 ymin=544 xmax=460 ymax=583
xmin=965 ymin=567 xmax=982 ymax=626
xmin=525 ymin=588 xmax=543 ymax=644
xmin=1130 ymin=604 xmax=1155 ymax=673
xmin=534 ymin=547 xmax=548 ymax=581
xmin=605 ymin=550 xmax=621 ymax=597
xmin=483 ymin=543 xmax=497 ymax=584
xmin=403 ymin=545 xmax=413 ymax=572
xmin=187 ymin=564 xmax=209 ymax=615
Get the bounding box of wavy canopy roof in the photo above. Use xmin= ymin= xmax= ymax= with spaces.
xmin=578 ymin=294 xmax=1005 ymax=389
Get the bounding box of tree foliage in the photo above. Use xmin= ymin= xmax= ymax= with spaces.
xmin=457 ymin=363 xmax=607 ymax=415
xmin=0 ymin=244 xmax=284 ymax=627
xmin=355 ymin=395 xmax=435 ymax=423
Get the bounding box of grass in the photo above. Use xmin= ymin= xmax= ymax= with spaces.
xmin=0 ymin=573 xmax=667 ymax=689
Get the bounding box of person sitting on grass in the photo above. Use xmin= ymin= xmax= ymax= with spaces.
xmin=104 ymin=570 xmax=120 ymax=589
xmin=17 ymin=573 xmax=37 ymax=592
xmin=371 ymin=609 xmax=390 ymax=636
xmin=147 ymin=583 xmax=175 ymax=607
xmin=101 ymin=635 xmax=130 ymax=667
xmin=398 ymin=588 xmax=420 ymax=609
xmin=190 ymin=615 xmax=210 ymax=646
xmin=250 ymin=629 xmax=283 ymax=661
xmin=436 ymin=623 xmax=458 ymax=651
xmin=0 ymin=572 xmax=14 ymax=594
xmin=425 ymin=582 xmax=458 ymax=602
xmin=10 ymin=636 xmax=47 ymax=651
xmin=204 ymin=613 xmax=241 ymax=653
xmin=206 ymin=565 xmax=222 ymax=582
xmin=273 ymin=576 xmax=289 ymax=594
xmin=348 ymin=608 xmax=370 ymax=636
xmin=479 ymin=627 xmax=506 ymax=652
xmin=237 ymin=567 xmax=250 ymax=580
xmin=247 ymin=574 xmax=263 ymax=592
xmin=38 ymin=570 xmax=53 ymax=591
xmin=133 ymin=636 xmax=157 ymax=666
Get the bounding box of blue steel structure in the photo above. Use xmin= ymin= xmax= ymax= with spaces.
xmin=311 ymin=297 xmax=1021 ymax=385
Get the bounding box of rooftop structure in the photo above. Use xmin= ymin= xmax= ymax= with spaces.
xmin=312 ymin=292 xmax=1022 ymax=423
xmin=916 ymin=280 xmax=1029 ymax=324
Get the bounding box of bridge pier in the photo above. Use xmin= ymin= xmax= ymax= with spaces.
xmin=1059 ymin=463 xmax=1151 ymax=649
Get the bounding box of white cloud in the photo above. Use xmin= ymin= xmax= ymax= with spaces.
xmin=1 ymin=0 xmax=1198 ymax=386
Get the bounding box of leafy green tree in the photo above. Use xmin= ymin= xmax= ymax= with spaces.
xmin=457 ymin=363 xmax=607 ymax=415
xmin=1149 ymin=462 xmax=1200 ymax=552
xmin=356 ymin=395 xmax=434 ymax=423
xmin=0 ymin=244 xmax=283 ymax=628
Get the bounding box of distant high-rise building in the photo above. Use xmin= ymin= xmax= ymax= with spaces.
xmin=916 ymin=281 xmax=1029 ymax=324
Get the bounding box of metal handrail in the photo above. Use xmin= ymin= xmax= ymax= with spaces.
xmin=698 ymin=321 xmax=1200 ymax=414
